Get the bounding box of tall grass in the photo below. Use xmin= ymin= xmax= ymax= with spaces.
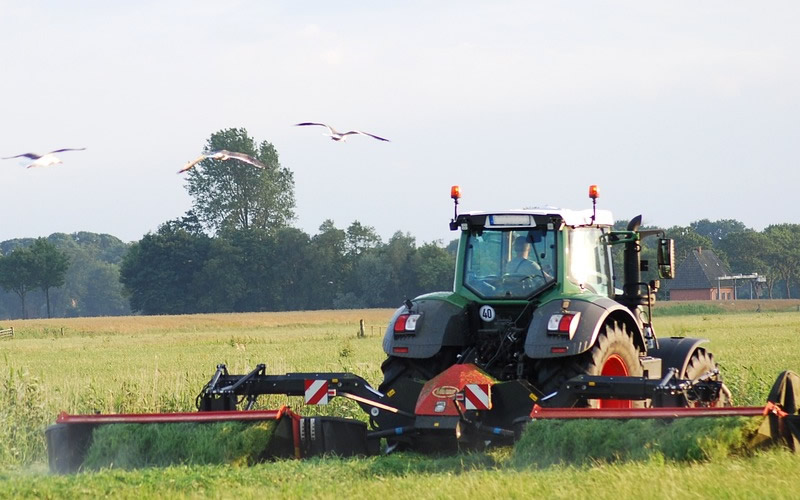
xmin=0 ymin=368 xmax=50 ymax=465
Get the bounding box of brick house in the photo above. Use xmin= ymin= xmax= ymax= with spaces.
xmin=664 ymin=247 xmax=734 ymax=301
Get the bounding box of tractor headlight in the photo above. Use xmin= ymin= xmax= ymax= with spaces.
xmin=546 ymin=312 xmax=581 ymax=340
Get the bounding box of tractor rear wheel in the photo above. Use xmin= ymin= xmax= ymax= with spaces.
xmin=378 ymin=348 xmax=458 ymax=393
xmin=683 ymin=348 xmax=732 ymax=407
xmin=582 ymin=321 xmax=644 ymax=408
xmin=533 ymin=321 xmax=644 ymax=408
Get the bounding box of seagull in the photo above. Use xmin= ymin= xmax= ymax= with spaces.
xmin=177 ymin=150 xmax=268 ymax=174
xmin=294 ymin=122 xmax=390 ymax=142
xmin=2 ymin=148 xmax=86 ymax=168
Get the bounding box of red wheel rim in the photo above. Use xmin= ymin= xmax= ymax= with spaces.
xmin=599 ymin=354 xmax=631 ymax=409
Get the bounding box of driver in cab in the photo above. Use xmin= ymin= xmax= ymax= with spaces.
xmin=507 ymin=236 xmax=542 ymax=276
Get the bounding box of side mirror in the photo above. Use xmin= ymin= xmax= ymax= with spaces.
xmin=657 ymin=238 xmax=675 ymax=279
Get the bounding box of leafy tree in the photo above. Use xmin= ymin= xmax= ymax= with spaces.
xmin=346 ymin=221 xmax=381 ymax=257
xmin=690 ymin=219 xmax=748 ymax=245
xmin=29 ymin=238 xmax=70 ymax=318
xmin=185 ymin=128 xmax=295 ymax=234
xmin=306 ymin=220 xmax=349 ymax=309
xmin=413 ymin=242 xmax=455 ymax=292
xmin=383 ymin=231 xmax=418 ymax=303
xmin=350 ymin=252 xmax=392 ymax=307
xmin=763 ymin=224 xmax=800 ymax=299
xmin=192 ymin=237 xmax=247 ymax=313
xmin=269 ymin=227 xmax=313 ymax=310
xmin=216 ymin=228 xmax=278 ymax=312
xmin=75 ymin=260 xmax=130 ymax=317
xmin=120 ymin=222 xmax=211 ymax=314
xmin=0 ymin=247 xmax=35 ymax=318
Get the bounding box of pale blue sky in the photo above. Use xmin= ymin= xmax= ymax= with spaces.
xmin=1 ymin=1 xmax=798 ymax=244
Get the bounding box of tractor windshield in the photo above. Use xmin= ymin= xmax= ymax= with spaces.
xmin=464 ymin=227 xmax=556 ymax=299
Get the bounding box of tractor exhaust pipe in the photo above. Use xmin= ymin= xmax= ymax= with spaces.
xmin=623 ymin=215 xmax=645 ymax=305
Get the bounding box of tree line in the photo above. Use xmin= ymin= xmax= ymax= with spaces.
xmin=0 ymin=233 xmax=129 ymax=319
xmin=2 ymin=127 xmax=800 ymax=319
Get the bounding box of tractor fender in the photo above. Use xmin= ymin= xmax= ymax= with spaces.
xmin=382 ymin=295 xmax=468 ymax=359
xmin=524 ymin=296 xmax=644 ymax=359
xmin=648 ymin=337 xmax=709 ymax=378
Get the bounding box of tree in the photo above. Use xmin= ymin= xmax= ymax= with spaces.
xmin=384 ymin=231 xmax=418 ymax=303
xmin=346 ymin=221 xmax=381 ymax=257
xmin=305 ymin=220 xmax=350 ymax=309
xmin=29 ymin=238 xmax=70 ymax=318
xmin=0 ymin=247 xmax=35 ymax=318
xmin=192 ymin=237 xmax=247 ymax=313
xmin=413 ymin=242 xmax=455 ymax=293
xmin=763 ymin=224 xmax=800 ymax=299
xmin=120 ymin=221 xmax=211 ymax=314
xmin=690 ymin=219 xmax=748 ymax=245
xmin=185 ymin=128 xmax=295 ymax=234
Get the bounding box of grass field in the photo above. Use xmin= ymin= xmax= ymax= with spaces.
xmin=1 ymin=305 xmax=800 ymax=498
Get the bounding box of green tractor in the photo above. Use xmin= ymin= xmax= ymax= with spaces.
xmin=376 ymin=185 xmax=729 ymax=439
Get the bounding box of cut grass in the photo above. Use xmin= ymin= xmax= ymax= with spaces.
xmin=82 ymin=421 xmax=277 ymax=470
xmin=513 ymin=416 xmax=764 ymax=467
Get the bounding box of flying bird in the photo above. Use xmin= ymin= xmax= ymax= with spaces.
xmin=2 ymin=148 xmax=86 ymax=168
xmin=294 ymin=122 xmax=390 ymax=142
xmin=178 ymin=150 xmax=268 ymax=174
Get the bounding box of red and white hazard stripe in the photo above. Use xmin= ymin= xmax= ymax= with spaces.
xmin=304 ymin=379 xmax=331 ymax=405
xmin=463 ymin=383 xmax=491 ymax=410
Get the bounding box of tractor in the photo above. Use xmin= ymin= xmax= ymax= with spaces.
xmin=372 ymin=185 xmax=729 ymax=448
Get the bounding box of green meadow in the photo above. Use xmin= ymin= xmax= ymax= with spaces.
xmin=1 ymin=307 xmax=800 ymax=498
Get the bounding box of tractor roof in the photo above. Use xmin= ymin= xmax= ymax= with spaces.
xmin=459 ymin=208 xmax=614 ymax=228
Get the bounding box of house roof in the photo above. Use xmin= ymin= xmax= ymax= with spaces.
xmin=665 ymin=247 xmax=731 ymax=290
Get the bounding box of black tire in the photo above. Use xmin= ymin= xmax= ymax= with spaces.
xmin=533 ymin=321 xmax=644 ymax=408
xmin=683 ymin=348 xmax=732 ymax=407
xmin=378 ymin=350 xmax=457 ymax=393
xmin=582 ymin=321 xmax=644 ymax=408
xmin=377 ymin=350 xmax=458 ymax=452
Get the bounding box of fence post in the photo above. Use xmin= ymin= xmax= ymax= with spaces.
xmin=358 ymin=319 xmax=366 ymax=338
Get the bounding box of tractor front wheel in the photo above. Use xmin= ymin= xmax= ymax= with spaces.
xmin=683 ymin=348 xmax=732 ymax=407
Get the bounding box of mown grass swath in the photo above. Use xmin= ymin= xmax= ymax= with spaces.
xmin=514 ymin=416 xmax=764 ymax=467
xmin=82 ymin=421 xmax=277 ymax=470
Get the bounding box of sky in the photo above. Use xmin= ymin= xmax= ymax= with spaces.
xmin=1 ymin=1 xmax=799 ymax=245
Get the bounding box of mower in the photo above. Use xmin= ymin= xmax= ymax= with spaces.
xmin=46 ymin=186 xmax=800 ymax=472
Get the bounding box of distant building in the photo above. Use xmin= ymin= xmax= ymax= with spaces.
xmin=664 ymin=247 xmax=734 ymax=301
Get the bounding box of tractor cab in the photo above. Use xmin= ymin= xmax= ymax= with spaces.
xmin=452 ymin=209 xmax=616 ymax=303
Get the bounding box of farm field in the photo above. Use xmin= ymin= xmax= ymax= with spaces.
xmin=1 ymin=306 xmax=800 ymax=499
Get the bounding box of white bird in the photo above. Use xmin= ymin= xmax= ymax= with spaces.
xmin=2 ymin=148 xmax=86 ymax=168
xmin=294 ymin=122 xmax=390 ymax=142
xmin=178 ymin=150 xmax=268 ymax=174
